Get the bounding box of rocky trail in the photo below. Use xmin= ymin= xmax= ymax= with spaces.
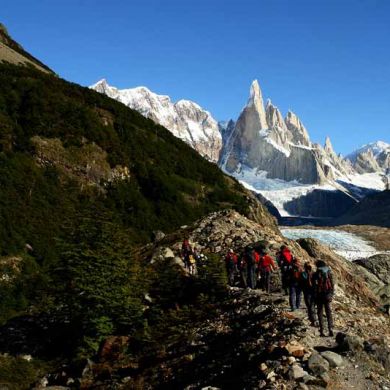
xmin=71 ymin=286 xmax=390 ymax=389
xmin=8 ymin=209 xmax=390 ymax=390
xmin=142 ymin=285 xmax=390 ymax=390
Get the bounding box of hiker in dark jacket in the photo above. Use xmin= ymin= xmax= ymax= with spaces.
xmin=313 ymin=260 xmax=335 ymax=337
xmin=301 ymin=262 xmax=317 ymax=326
xmin=243 ymin=247 xmax=259 ymax=289
xmin=225 ymin=249 xmax=238 ymax=286
xmin=277 ymin=245 xmax=293 ymax=295
xmin=238 ymin=252 xmax=248 ymax=288
xmin=288 ymin=258 xmax=303 ymax=311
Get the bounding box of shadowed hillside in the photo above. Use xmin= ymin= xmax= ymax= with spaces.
xmin=335 ymin=190 xmax=390 ymax=227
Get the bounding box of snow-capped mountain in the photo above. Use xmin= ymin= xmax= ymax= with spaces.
xmin=91 ymin=77 xmax=388 ymax=218
xmin=90 ymin=79 xmax=222 ymax=162
xmin=220 ymin=80 xmax=350 ymax=185
xmin=346 ymin=141 xmax=390 ymax=174
xmin=218 ymin=80 xmax=385 ymax=218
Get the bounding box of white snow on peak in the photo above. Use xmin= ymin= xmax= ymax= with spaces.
xmin=347 ymin=140 xmax=390 ymax=162
xmin=249 ymin=79 xmax=261 ymax=99
xmin=222 ymin=164 xmax=335 ymax=216
xmin=90 ymin=79 xmax=222 ymax=162
xmin=264 ymin=136 xmax=291 ymax=157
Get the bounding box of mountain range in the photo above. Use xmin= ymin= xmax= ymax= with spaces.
xmin=1 ymin=23 xmax=390 ymax=390
xmin=91 ymin=79 xmax=390 ymax=218
xmin=91 ymin=79 xmax=222 ymax=162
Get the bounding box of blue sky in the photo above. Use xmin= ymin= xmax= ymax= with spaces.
xmin=3 ymin=0 xmax=390 ymax=154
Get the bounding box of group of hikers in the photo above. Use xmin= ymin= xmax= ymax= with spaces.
xmin=224 ymin=244 xmax=335 ymax=337
xmin=181 ymin=239 xmax=334 ymax=337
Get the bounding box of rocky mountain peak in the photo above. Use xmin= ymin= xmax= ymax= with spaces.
xmin=324 ymin=136 xmax=335 ymax=155
xmin=91 ymin=80 xmax=222 ymax=162
xmin=246 ymin=79 xmax=268 ymax=129
xmin=91 ymin=79 xmax=111 ymax=94
xmin=284 ymin=111 xmax=311 ymax=147
xmin=266 ymin=100 xmax=288 ymax=131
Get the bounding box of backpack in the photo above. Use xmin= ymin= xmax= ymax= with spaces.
xmin=244 ymin=249 xmax=255 ymax=267
xmin=301 ymin=271 xmax=313 ymax=288
xmin=290 ymin=264 xmax=302 ymax=282
xmin=317 ymin=268 xmax=333 ymax=294
xmin=226 ymin=254 xmax=236 ymax=269
xmin=280 ymin=249 xmax=292 ymax=267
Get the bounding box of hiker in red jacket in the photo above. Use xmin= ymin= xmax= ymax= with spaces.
xmin=225 ymin=249 xmax=238 ymax=286
xmin=277 ymin=245 xmax=293 ymax=295
xmin=258 ymin=249 xmax=277 ymax=293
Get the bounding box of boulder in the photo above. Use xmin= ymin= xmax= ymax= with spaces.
xmin=336 ymin=332 xmax=364 ymax=353
xmin=286 ymin=343 xmax=306 ymax=358
xmin=152 ymin=230 xmax=165 ymax=242
xmin=307 ymin=353 xmax=330 ymax=375
xmin=288 ymin=364 xmax=308 ymax=380
xmin=162 ymin=247 xmax=175 ymax=259
xmin=320 ymin=351 xmax=344 ymax=367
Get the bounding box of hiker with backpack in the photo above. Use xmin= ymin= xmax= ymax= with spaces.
xmin=288 ymin=257 xmax=303 ymax=311
xmin=181 ymin=239 xmax=193 ymax=271
xmin=313 ymin=260 xmax=335 ymax=337
xmin=301 ymin=262 xmax=317 ymax=326
xmin=225 ymin=249 xmax=238 ymax=286
xmin=258 ymin=249 xmax=277 ymax=293
xmin=238 ymin=252 xmax=248 ymax=288
xmin=277 ymin=245 xmax=293 ymax=295
xmin=243 ymin=246 xmax=260 ymax=289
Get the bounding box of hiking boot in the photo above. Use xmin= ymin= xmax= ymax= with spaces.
xmin=329 ymin=330 xmax=334 ymax=337
xmin=320 ymin=332 xmax=326 ymax=337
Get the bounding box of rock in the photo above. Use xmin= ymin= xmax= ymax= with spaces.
xmin=162 ymin=247 xmax=175 ymax=259
xmin=298 ymin=384 xmax=309 ymax=390
xmin=287 ymin=356 xmax=296 ymax=365
xmin=354 ymin=254 xmax=390 ymax=306
xmin=172 ymin=256 xmax=185 ymax=267
xmin=320 ymin=351 xmax=344 ymax=367
xmin=307 ymin=353 xmax=330 ymax=375
xmin=364 ymin=337 xmax=390 ymax=371
xmin=20 ymin=354 xmax=33 ymax=361
xmin=288 ymin=364 xmax=308 ymax=380
xmin=42 ymin=388 xmax=70 ymax=390
xmin=152 ymin=230 xmax=165 ymax=242
xmin=286 ymin=343 xmax=306 ymax=358
xmin=319 ymin=372 xmax=330 ymax=386
xmin=302 ymin=374 xmax=317 ymax=384
xmin=336 ymin=332 xmax=364 ymax=353
xmin=259 ymin=363 xmax=268 ymax=371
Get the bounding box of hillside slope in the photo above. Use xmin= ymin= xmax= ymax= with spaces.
xmin=335 ymin=190 xmax=390 ymax=227
xmin=0 ymin=23 xmax=53 ymax=73
xmin=0 ymin=62 xmax=277 ymax=255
